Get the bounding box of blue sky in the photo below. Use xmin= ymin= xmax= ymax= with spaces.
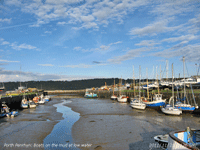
xmin=0 ymin=0 xmax=200 ymax=82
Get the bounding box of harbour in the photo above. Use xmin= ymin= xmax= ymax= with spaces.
xmin=0 ymin=93 xmax=199 ymax=149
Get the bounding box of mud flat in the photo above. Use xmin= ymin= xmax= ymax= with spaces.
xmin=65 ymin=98 xmax=200 ymax=150
xmin=0 ymin=98 xmax=63 ymax=150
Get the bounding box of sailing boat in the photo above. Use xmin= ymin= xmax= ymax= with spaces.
xmin=21 ymin=95 xmax=28 ymax=108
xmin=161 ymin=63 xmax=182 ymax=115
xmin=111 ymin=79 xmax=117 ymax=100
xmin=117 ymin=77 xmax=128 ymax=103
xmin=130 ymin=65 xmax=146 ymax=110
xmin=143 ymin=66 xmax=166 ymax=107
xmin=175 ymin=56 xmax=198 ymax=111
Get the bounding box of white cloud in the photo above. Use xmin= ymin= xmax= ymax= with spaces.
xmin=162 ymin=35 xmax=198 ymax=43
xmin=1 ymin=41 xmax=10 ymax=45
xmin=73 ymin=41 xmax=122 ymax=52
xmin=5 ymin=0 xmax=22 ymax=6
xmin=129 ymin=19 xmax=182 ymax=36
xmin=57 ymin=21 xmax=68 ymax=25
xmin=153 ymin=44 xmax=200 ymax=62
xmin=60 ymin=64 xmax=92 ymax=68
xmin=38 ymin=64 xmax=54 ymax=67
xmin=6 ymin=0 xmax=149 ymax=30
xmin=0 ymin=18 xmax=11 ymax=23
xmin=10 ymin=42 xmax=37 ymax=50
xmin=0 ymin=59 xmax=20 ymax=63
xmin=108 ymin=47 xmax=149 ymax=64
xmin=135 ymin=40 xmax=160 ymax=47
xmin=44 ymin=31 xmax=52 ymax=34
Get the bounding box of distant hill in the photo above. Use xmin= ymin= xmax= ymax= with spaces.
xmin=2 ymin=78 xmax=161 ymax=91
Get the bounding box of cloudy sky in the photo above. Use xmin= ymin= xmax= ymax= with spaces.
xmin=0 ymin=0 xmax=200 ymax=82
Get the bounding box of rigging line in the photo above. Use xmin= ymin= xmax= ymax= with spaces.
xmin=197 ymin=63 xmax=200 ymax=76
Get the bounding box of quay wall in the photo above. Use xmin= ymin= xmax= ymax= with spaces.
xmin=0 ymin=94 xmax=36 ymax=110
xmin=46 ymin=90 xmax=200 ymax=105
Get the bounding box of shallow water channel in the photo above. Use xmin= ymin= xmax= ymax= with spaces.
xmin=43 ymin=100 xmax=80 ymax=150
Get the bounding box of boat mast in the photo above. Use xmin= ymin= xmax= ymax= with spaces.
xmin=172 ymin=63 xmax=174 ymax=108
xmin=146 ymin=68 xmax=149 ymax=99
xmin=156 ymin=66 xmax=160 ymax=94
xmin=139 ymin=66 xmax=141 ymax=100
xmin=113 ymin=79 xmax=115 ymax=95
xmin=133 ymin=65 xmax=135 ymax=97
xmin=166 ymin=59 xmax=168 ymax=81
xmin=183 ymin=56 xmax=186 ymax=104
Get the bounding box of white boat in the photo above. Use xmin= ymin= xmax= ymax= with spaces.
xmin=28 ymin=100 xmax=37 ymax=108
xmin=44 ymin=95 xmax=50 ymax=102
xmin=161 ymin=103 xmax=182 ymax=115
xmin=21 ymin=97 xmax=29 ymax=108
xmin=130 ymin=98 xmax=146 ymax=110
xmin=111 ymin=79 xmax=117 ymax=100
xmin=130 ymin=66 xmax=146 ymax=110
xmin=161 ymin=64 xmax=182 ymax=115
xmin=117 ymin=95 xmax=128 ymax=103
xmin=167 ymin=127 xmax=200 ymax=150
xmin=111 ymin=95 xmax=117 ymax=100
xmin=38 ymin=98 xmax=45 ymax=104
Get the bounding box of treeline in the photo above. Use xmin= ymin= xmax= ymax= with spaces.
xmin=3 ymin=78 xmax=157 ymax=91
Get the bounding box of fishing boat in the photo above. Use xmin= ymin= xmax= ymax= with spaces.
xmin=167 ymin=127 xmax=200 ymax=150
xmin=111 ymin=79 xmax=117 ymax=100
xmin=175 ymin=57 xmax=198 ymax=112
xmin=143 ymin=94 xmax=166 ymax=107
xmin=21 ymin=96 xmax=29 ymax=108
xmin=28 ymin=100 xmax=37 ymax=108
xmin=161 ymin=63 xmax=182 ymax=115
xmin=9 ymin=111 xmax=19 ymax=118
xmin=130 ymin=66 xmax=146 ymax=110
xmin=84 ymin=91 xmax=98 ymax=98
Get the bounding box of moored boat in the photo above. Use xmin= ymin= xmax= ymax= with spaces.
xmin=21 ymin=97 xmax=29 ymax=109
xmin=84 ymin=91 xmax=98 ymax=98
xmin=117 ymin=95 xmax=128 ymax=103
xmin=167 ymin=127 xmax=200 ymax=150
xmin=28 ymin=100 xmax=37 ymax=108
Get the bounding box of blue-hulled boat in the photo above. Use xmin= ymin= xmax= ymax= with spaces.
xmin=84 ymin=91 xmax=98 ymax=98
xmin=143 ymin=94 xmax=166 ymax=107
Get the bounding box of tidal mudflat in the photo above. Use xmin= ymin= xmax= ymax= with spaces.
xmin=0 ymin=95 xmax=200 ymax=150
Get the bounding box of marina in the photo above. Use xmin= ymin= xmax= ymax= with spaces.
xmin=0 ymin=93 xmax=200 ymax=149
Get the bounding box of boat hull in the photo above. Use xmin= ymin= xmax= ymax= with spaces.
xmin=131 ymin=104 xmax=146 ymax=110
xmin=161 ymin=107 xmax=182 ymax=115
xmin=144 ymin=101 xmax=165 ymax=107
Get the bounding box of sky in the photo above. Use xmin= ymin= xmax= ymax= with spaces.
xmin=0 ymin=0 xmax=200 ymax=83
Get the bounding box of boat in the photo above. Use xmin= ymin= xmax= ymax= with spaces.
xmin=154 ymin=134 xmax=169 ymax=149
xmin=117 ymin=95 xmax=128 ymax=103
xmin=161 ymin=63 xmax=182 ymax=115
xmin=9 ymin=111 xmax=19 ymax=118
xmin=143 ymin=94 xmax=166 ymax=107
xmin=130 ymin=98 xmax=146 ymax=110
xmin=44 ymin=95 xmax=50 ymax=102
xmin=175 ymin=57 xmax=199 ymax=112
xmin=28 ymin=100 xmax=37 ymax=108
xmin=111 ymin=79 xmax=117 ymax=100
xmin=84 ymin=91 xmax=98 ymax=98
xmin=167 ymin=127 xmax=200 ymax=150
xmin=21 ymin=97 xmax=29 ymax=109
xmin=117 ymin=77 xmax=128 ymax=103
xmin=130 ymin=66 xmax=146 ymax=110
xmin=33 ymin=96 xmax=39 ymax=104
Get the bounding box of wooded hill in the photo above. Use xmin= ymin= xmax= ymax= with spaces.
xmin=3 ymin=78 xmax=156 ymax=91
